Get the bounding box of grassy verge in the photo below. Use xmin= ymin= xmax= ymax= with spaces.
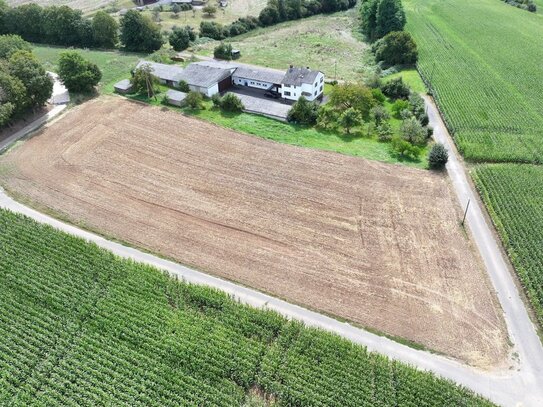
xmin=384 ymin=69 xmax=427 ymax=94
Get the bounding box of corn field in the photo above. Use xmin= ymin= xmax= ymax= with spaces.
xmin=0 ymin=209 xmax=495 ymax=406
xmin=405 ymin=0 xmax=543 ymax=163
xmin=473 ymin=164 xmax=543 ymax=327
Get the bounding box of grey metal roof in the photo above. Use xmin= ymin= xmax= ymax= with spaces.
xmin=166 ymin=89 xmax=187 ymax=101
xmin=281 ymin=67 xmax=321 ymax=86
xmin=233 ymin=66 xmax=285 ymax=84
xmin=136 ymin=60 xmax=184 ymax=82
xmin=177 ymin=64 xmax=232 ymax=88
xmin=114 ymin=79 xmax=132 ymax=90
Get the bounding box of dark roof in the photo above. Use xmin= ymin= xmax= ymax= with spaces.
xmin=136 ymin=60 xmax=184 ymax=82
xmin=281 ymin=67 xmax=321 ymax=86
xmin=178 ymin=64 xmax=232 ymax=88
xmin=233 ymin=66 xmax=285 ymax=84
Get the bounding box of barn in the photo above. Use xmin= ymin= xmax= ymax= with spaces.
xmin=177 ymin=64 xmax=233 ymax=97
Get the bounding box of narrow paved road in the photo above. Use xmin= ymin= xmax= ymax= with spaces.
xmin=0 ymin=96 xmax=542 ymax=405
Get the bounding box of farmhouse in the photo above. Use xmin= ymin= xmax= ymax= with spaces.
xmin=280 ymin=66 xmax=325 ymax=102
xmin=135 ymin=60 xmax=184 ymax=87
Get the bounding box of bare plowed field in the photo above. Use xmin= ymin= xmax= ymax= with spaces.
xmin=0 ymin=97 xmax=508 ymax=368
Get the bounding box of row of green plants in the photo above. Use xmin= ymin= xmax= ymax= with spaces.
xmin=473 ymin=164 xmax=543 ymax=327
xmin=0 ymin=208 xmax=495 ymax=406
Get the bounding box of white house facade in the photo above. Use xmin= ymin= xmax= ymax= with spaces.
xmin=279 ymin=67 xmax=324 ymax=102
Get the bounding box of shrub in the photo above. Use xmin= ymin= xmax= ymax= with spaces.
xmin=214 ymin=42 xmax=233 ymax=60
xmin=391 ymin=99 xmax=409 ymax=117
xmin=339 ymin=107 xmax=361 ymax=134
xmin=220 ymin=93 xmax=244 ymax=112
xmin=372 ymin=31 xmax=418 ymax=66
xmin=131 ymin=64 xmax=159 ymax=97
xmin=400 ymin=116 xmax=427 ymax=145
xmin=211 ymin=92 xmax=222 ymax=107
xmin=316 ymin=105 xmax=340 ymax=130
xmin=371 ymin=88 xmax=385 ymax=104
xmin=382 ymin=77 xmax=410 ymax=99
xmin=377 ymin=122 xmax=393 ymax=142
xmin=287 ymin=96 xmax=319 ymax=125
xmin=408 ymin=93 xmax=425 ymax=119
xmin=202 ymin=5 xmax=217 ymax=16
xmin=200 ymin=21 xmax=226 ymax=40
xmin=428 ymin=143 xmax=449 ymax=169
xmin=58 ymin=51 xmax=102 ymax=93
xmin=169 ymin=26 xmax=192 ymax=51
xmin=185 ymin=91 xmax=203 ymax=109
xmin=178 ymin=80 xmax=190 ymax=92
xmin=0 ymin=35 xmax=32 ymax=59
xmin=370 ymin=105 xmax=389 ymax=125
xmin=391 ymin=136 xmax=421 ymax=159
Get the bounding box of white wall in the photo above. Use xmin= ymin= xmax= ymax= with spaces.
xmin=206 ymin=83 xmax=220 ymax=97
xmin=233 ymin=76 xmax=274 ymax=90
xmin=281 ymin=72 xmax=325 ymax=101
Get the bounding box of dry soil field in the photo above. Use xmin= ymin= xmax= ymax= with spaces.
xmin=0 ymin=97 xmax=508 ymax=368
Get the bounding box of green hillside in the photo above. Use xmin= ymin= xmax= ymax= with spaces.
xmin=0 ymin=209 xmax=494 ymax=406
xmin=405 ymin=0 xmax=543 ymax=163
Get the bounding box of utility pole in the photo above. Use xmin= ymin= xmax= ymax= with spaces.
xmin=461 ymin=198 xmax=470 ymax=226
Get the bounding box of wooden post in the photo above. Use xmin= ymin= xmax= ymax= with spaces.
xmin=461 ymin=199 xmax=470 ymax=226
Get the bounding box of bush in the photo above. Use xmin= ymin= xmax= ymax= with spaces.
xmin=211 ymin=92 xmax=222 ymax=107
xmin=370 ymin=105 xmax=389 ymax=125
xmin=428 ymin=143 xmax=449 ymax=169
xmin=287 ymin=96 xmax=319 ymax=125
xmin=382 ymin=77 xmax=410 ymax=100
xmin=169 ymin=26 xmax=192 ymax=51
xmin=220 ymin=93 xmax=244 ymax=112
xmin=185 ymin=91 xmax=203 ymax=109
xmin=316 ymin=105 xmax=340 ymax=130
xmin=391 ymin=99 xmax=409 ymax=117
xmin=0 ymin=35 xmax=32 ymax=59
xmin=377 ymin=122 xmax=393 ymax=142
xmin=372 ymin=31 xmax=418 ymax=66
xmin=202 ymin=5 xmax=217 ymax=16
xmin=214 ymin=42 xmax=233 ymax=60
xmin=200 ymin=21 xmax=226 ymax=40
xmin=408 ymin=93 xmax=425 ymax=118
xmin=391 ymin=136 xmax=420 ymax=159
xmin=339 ymin=107 xmax=361 ymax=134
xmin=400 ymin=116 xmax=427 ymax=145
xmin=178 ymin=80 xmax=190 ymax=93
xmin=58 ymin=51 xmax=102 ymax=93
xmin=371 ymin=88 xmax=385 ymax=104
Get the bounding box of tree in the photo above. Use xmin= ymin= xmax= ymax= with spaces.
xmin=259 ymin=6 xmax=280 ymax=26
xmin=316 ymin=104 xmax=340 ymax=130
xmin=391 ymin=136 xmax=420 ymax=159
xmin=214 ymin=42 xmax=233 ymax=60
xmin=120 ymin=10 xmax=163 ymax=53
xmin=203 ymin=5 xmax=217 ymax=16
xmin=0 ymin=69 xmax=27 ymax=117
xmin=131 ymin=64 xmax=159 ymax=98
xmin=8 ymin=51 xmax=53 ymax=109
xmin=329 ymin=83 xmax=375 ymax=121
xmin=377 ymin=122 xmax=393 ymax=141
xmin=0 ymin=1 xmax=8 ymax=35
xmin=287 ymin=96 xmax=319 ymax=124
xmin=200 ymin=21 xmax=226 ymax=40
xmin=171 ymin=4 xmax=182 ymax=17
xmin=400 ymin=116 xmax=427 ymax=145
xmin=185 ymin=91 xmax=203 ymax=109
xmin=92 ymin=11 xmax=119 ymax=48
xmin=58 ymin=51 xmax=102 ymax=93
xmin=43 ymin=6 xmax=85 ymax=46
xmin=169 ymin=27 xmax=191 ymax=51
xmin=360 ymin=0 xmax=379 ymax=41
xmin=0 ymin=35 xmax=32 ymax=59
xmin=428 ymin=143 xmax=448 ymax=169
xmin=370 ymin=105 xmax=389 ymax=125
xmin=381 ymin=77 xmax=410 ymax=99
xmin=4 ymin=4 xmax=45 ymax=43
xmin=373 ymin=31 xmax=417 ymax=66
xmin=375 ymin=0 xmax=405 ymax=39
xmin=339 ymin=107 xmax=361 ymax=134
xmin=219 ymin=93 xmax=244 ymax=112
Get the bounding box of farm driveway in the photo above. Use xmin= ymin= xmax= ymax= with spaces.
xmin=227 ymin=88 xmax=292 ymax=120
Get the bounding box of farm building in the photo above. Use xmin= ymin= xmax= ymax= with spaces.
xmin=280 ymin=66 xmax=325 ymax=102
xmin=232 ymin=66 xmax=285 ymax=93
xmin=135 ymin=61 xmax=184 ymax=87
xmin=166 ymin=90 xmax=187 ymax=107
xmin=177 ymin=64 xmax=233 ymax=97
xmin=114 ymin=79 xmax=133 ymax=94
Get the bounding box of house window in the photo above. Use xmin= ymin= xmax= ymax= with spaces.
xmin=320 ymin=77 xmax=324 ymax=83
xmin=293 ymin=85 xmax=296 ymax=89
xmin=320 ymin=85 xmax=323 ymax=91
xmin=284 ymin=91 xmax=291 ymax=96
xmin=314 ymin=82 xmax=317 ymax=87
xmin=314 ymin=91 xmax=317 ymax=96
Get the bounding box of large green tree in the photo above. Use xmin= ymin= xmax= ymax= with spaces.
xmin=92 ymin=11 xmax=119 ymax=48
xmin=4 ymin=4 xmax=45 ymax=43
xmin=360 ymin=0 xmax=379 ymax=41
xmin=169 ymin=27 xmax=191 ymax=52
xmin=373 ymin=31 xmax=417 ymax=66
xmin=375 ymin=0 xmax=406 ymax=38
xmin=120 ymin=10 xmax=163 ymax=53
xmin=8 ymin=50 xmax=53 ymax=109
xmin=0 ymin=34 xmax=32 ymax=59
xmin=43 ymin=6 xmax=85 ymax=46
xmin=0 ymin=68 xmax=27 ymax=118
xmin=58 ymin=51 xmax=102 ymax=93
xmin=329 ymin=83 xmax=376 ymax=121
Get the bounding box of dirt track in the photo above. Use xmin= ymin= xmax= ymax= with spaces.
xmin=0 ymin=97 xmax=508 ymax=368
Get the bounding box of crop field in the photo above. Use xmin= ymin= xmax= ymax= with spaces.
xmin=473 ymin=164 xmax=543 ymax=327
xmin=0 ymin=208 xmax=496 ymax=406
xmin=405 ymin=0 xmax=543 ymax=163
xmin=194 ymin=10 xmax=374 ymax=82
xmin=32 ymin=45 xmax=142 ymax=94
xmin=0 ymin=97 xmax=508 ymax=367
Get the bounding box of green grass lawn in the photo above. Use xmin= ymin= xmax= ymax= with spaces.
xmin=32 ymin=45 xmax=144 ymax=95
xmin=384 ymin=69 xmax=427 ymax=94
xmin=192 ymin=10 xmax=375 ymax=82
